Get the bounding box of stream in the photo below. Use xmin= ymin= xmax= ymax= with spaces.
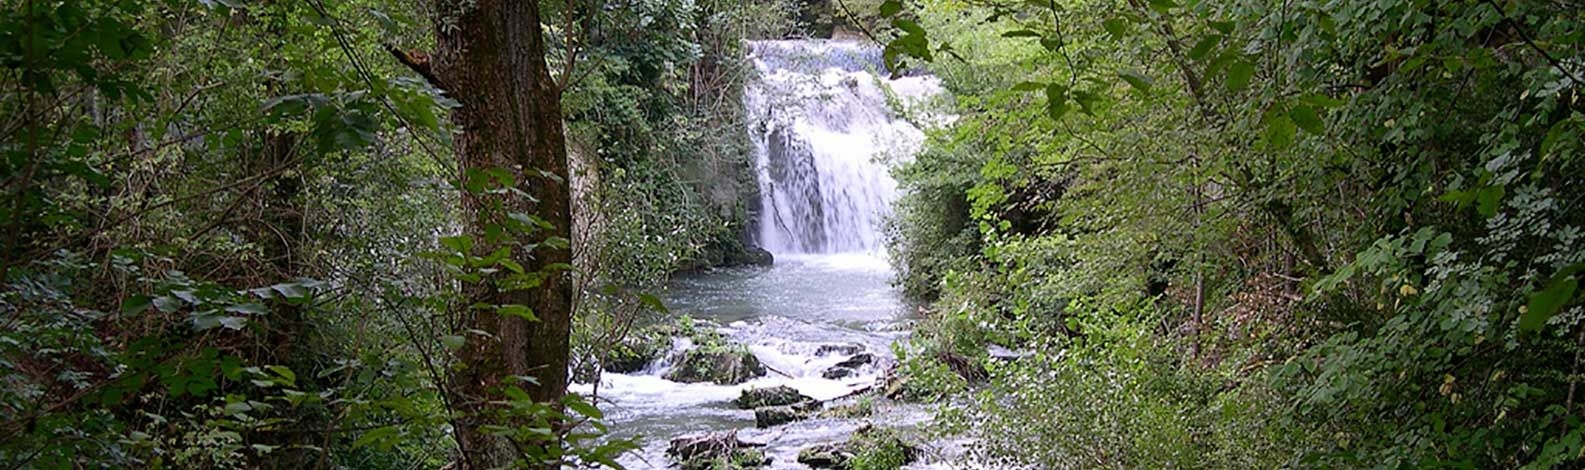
xmin=583 ymin=39 xmax=946 ymax=469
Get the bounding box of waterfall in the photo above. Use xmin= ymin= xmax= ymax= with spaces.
xmin=747 ymin=40 xmax=941 ymax=255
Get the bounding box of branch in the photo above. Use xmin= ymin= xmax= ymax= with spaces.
xmin=384 ymin=44 xmax=448 ymax=91
xmin=1482 ymin=0 xmax=1583 ymax=86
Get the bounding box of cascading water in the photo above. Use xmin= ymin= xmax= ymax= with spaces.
xmin=588 ymin=40 xmax=951 ymax=469
xmin=748 ymin=40 xmax=940 ymax=254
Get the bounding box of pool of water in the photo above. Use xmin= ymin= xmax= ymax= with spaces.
xmin=575 ymin=254 xmax=932 ymax=469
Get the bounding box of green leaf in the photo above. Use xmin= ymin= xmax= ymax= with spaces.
xmin=153 ymin=296 xmax=182 ymax=313
xmin=1226 ymin=61 xmax=1254 ymax=92
xmin=1002 ymin=30 xmax=1042 ymax=38
xmin=225 ymin=303 xmax=267 ymax=315
xmin=122 ymin=295 xmax=152 ymax=314
xmin=892 ymin=19 xmax=926 ymax=36
xmin=1476 ymin=185 xmax=1505 ymax=218
xmin=638 ymin=293 xmax=669 ymax=313
xmin=499 ymin=304 xmax=538 ymax=321
xmin=1147 ymin=0 xmax=1177 ymax=11
xmin=271 ymin=283 xmax=309 ymax=299
xmin=266 ymin=365 xmax=297 ymax=387
xmin=1188 ymin=35 xmax=1222 ymax=60
xmin=567 ymin=400 xmax=604 ymax=419
xmin=223 ymin=402 xmax=253 ymax=415
xmin=503 ymin=386 xmax=532 ymax=402
xmin=1299 ymin=93 xmax=1345 ymax=108
xmin=441 ymin=335 xmax=466 ymax=350
xmin=1265 ymin=111 xmax=1297 ymax=149
xmin=879 ymin=0 xmax=902 ymax=17
xmin=352 ymin=426 xmax=400 ymax=450
xmin=1045 ymin=83 xmax=1070 ymax=120
xmin=1288 ymin=105 xmax=1325 ymax=135
xmin=1102 ymin=18 xmax=1129 ymax=38
xmin=1521 ymin=276 xmax=1578 ymax=332
xmin=1118 ymin=70 xmax=1154 ymax=92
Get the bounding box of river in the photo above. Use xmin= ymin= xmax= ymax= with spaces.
xmin=585 ymin=39 xmax=945 ymax=469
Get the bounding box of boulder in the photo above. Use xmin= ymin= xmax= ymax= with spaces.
xmin=664 ymin=346 xmax=767 ymax=385
xmin=726 ymin=246 xmax=774 ymax=267
xmin=754 ymin=404 xmax=814 ymax=428
xmin=668 ymin=431 xmax=771 ymax=470
xmin=735 ymin=385 xmax=812 ymax=409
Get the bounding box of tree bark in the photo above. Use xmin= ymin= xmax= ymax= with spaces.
xmin=431 ymin=1 xmax=574 ymax=468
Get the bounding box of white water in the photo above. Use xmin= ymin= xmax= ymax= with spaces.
xmin=584 ymin=40 xmax=947 ymax=469
xmin=749 ymin=40 xmax=941 ymax=254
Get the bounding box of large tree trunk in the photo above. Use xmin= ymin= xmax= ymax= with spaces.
xmin=431 ymin=1 xmax=574 ymax=468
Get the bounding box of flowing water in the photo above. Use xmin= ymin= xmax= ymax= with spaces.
xmin=585 ymin=40 xmax=944 ymax=469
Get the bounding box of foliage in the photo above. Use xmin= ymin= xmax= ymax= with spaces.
xmin=883 ymin=0 xmax=1585 ymax=466
xmin=0 ymin=0 xmax=786 ymax=467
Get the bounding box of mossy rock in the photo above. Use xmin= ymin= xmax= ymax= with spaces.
xmin=735 ymin=385 xmax=812 ymax=409
xmin=795 ymin=425 xmax=918 ymax=470
xmin=797 ymin=442 xmax=851 ymax=469
xmin=663 ymin=346 xmax=767 ymax=385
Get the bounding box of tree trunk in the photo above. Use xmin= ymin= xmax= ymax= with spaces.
xmin=431 ymin=1 xmax=574 ymax=468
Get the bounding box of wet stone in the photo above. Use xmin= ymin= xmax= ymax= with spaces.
xmin=815 ymin=343 xmax=865 ymax=357
xmin=821 ymin=366 xmax=857 ymax=379
xmin=754 ymin=404 xmax=813 ymax=428
xmin=834 ymin=353 xmax=874 ymax=369
xmin=735 ymin=385 xmax=812 ymax=409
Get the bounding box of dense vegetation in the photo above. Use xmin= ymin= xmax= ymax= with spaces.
xmin=0 ymin=0 xmax=801 ymax=467
xmin=881 ymin=0 xmax=1585 ymax=467
xmin=2 ymin=0 xmax=1581 ymax=468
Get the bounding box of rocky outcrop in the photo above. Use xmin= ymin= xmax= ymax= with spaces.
xmin=669 ymin=431 xmax=771 ymax=469
xmin=753 ymin=399 xmax=820 ymax=428
xmin=664 ymin=345 xmax=767 ymax=385
xmin=735 ymin=385 xmax=812 ymax=409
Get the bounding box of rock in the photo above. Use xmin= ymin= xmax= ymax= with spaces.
xmin=668 ymin=431 xmax=771 ymax=469
xmin=754 ymin=404 xmax=814 ymax=428
xmin=797 ymin=443 xmax=851 ymax=469
xmin=815 ymin=344 xmax=864 ymax=356
xmin=834 ymin=353 xmax=874 ymax=369
xmin=794 ymin=425 xmax=919 ymax=470
xmin=821 ymin=367 xmax=857 ymax=379
xmin=735 ymin=385 xmax=812 ymax=409
xmin=726 ymin=246 xmax=774 ymax=267
xmin=664 ymin=346 xmax=767 ymax=385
